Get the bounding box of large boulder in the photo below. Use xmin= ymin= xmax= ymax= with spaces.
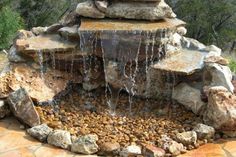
xmin=71 ymin=134 xmax=99 ymax=155
xmin=105 ymin=1 xmax=176 ymax=21
xmin=27 ymin=124 xmax=53 ymax=142
xmin=203 ymin=63 xmax=234 ymax=93
xmin=172 ymin=83 xmax=205 ymax=115
xmin=47 ymin=130 xmax=72 ymax=149
xmin=7 ymin=88 xmax=40 ymax=127
xmin=203 ymin=86 xmax=236 ymax=134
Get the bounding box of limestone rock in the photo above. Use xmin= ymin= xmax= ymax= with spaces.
xmin=15 ymin=29 xmax=35 ymax=40
xmin=142 ymin=144 xmax=165 ymax=157
xmin=0 ymin=100 xmax=10 ymax=119
xmin=120 ymin=145 xmax=142 ymax=157
xmin=60 ymin=11 xmax=80 ymax=27
xmin=99 ymin=142 xmax=120 ymax=155
xmin=58 ymin=25 xmax=79 ymax=41
xmin=203 ymin=63 xmax=234 ymax=93
xmin=170 ymin=33 xmax=182 ymax=47
xmin=47 ymin=130 xmax=72 ymax=149
xmin=27 ymin=124 xmax=53 ymax=142
xmin=16 ymin=35 xmax=77 ymax=57
xmin=76 ymin=0 xmax=105 ymax=18
xmin=31 ymin=27 xmax=47 ymax=35
xmin=95 ymin=0 xmax=108 ymax=12
xmin=181 ymin=37 xmax=206 ymax=50
xmin=7 ymin=63 xmax=79 ymax=103
xmin=193 ymin=123 xmax=215 ymax=140
xmin=204 ymin=55 xmax=229 ymax=66
xmin=177 ymin=26 xmax=187 ymax=36
xmin=203 ymin=86 xmax=236 ymax=133
xmin=71 ymin=134 xmax=99 ymax=155
xmin=167 ymin=141 xmax=184 ymax=156
xmin=7 ymin=88 xmax=40 ymax=127
xmin=172 ymin=83 xmax=205 ymax=115
xmin=205 ymin=45 xmax=222 ymax=55
xmin=8 ymin=46 xmax=26 ymax=63
xmin=105 ymin=1 xmax=176 ymax=21
xmin=46 ymin=23 xmax=63 ymax=34
xmin=176 ymin=131 xmax=197 ymax=146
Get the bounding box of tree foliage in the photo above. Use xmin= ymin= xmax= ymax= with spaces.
xmin=18 ymin=0 xmax=71 ymax=29
xmin=0 ymin=6 xmax=23 ymax=50
xmin=167 ymin=0 xmax=236 ymax=48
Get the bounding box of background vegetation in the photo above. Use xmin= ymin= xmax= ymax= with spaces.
xmin=0 ymin=0 xmax=235 ymax=53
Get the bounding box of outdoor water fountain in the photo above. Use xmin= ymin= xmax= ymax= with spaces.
xmin=0 ymin=0 xmax=236 ymax=156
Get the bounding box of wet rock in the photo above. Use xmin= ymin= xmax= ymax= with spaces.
xmin=8 ymin=46 xmax=26 ymax=63
xmin=0 ymin=100 xmax=10 ymax=119
xmin=27 ymin=124 xmax=53 ymax=142
xmin=153 ymin=49 xmax=206 ymax=75
xmin=46 ymin=23 xmax=63 ymax=34
xmin=167 ymin=141 xmax=184 ymax=156
xmin=99 ymin=142 xmax=120 ymax=155
xmin=84 ymin=102 xmax=97 ymax=112
xmin=172 ymin=83 xmax=205 ymax=115
xmin=204 ymin=55 xmax=229 ymax=66
xmin=71 ymin=134 xmax=99 ymax=155
xmin=193 ymin=123 xmax=215 ymax=140
xmin=82 ymin=81 xmax=103 ymax=92
xmin=16 ymin=35 xmax=77 ymax=57
xmin=203 ymin=63 xmax=234 ymax=93
xmin=142 ymin=144 xmax=165 ymax=157
xmin=106 ymin=1 xmax=176 ymax=21
xmin=176 ymin=131 xmax=197 ymax=146
xmin=95 ymin=0 xmax=108 ymax=12
xmin=47 ymin=130 xmax=72 ymax=149
xmin=76 ymin=0 xmax=105 ymax=18
xmin=181 ymin=37 xmax=206 ymax=50
xmin=203 ymin=86 xmax=236 ymax=133
xmin=7 ymin=88 xmax=40 ymax=127
xmin=58 ymin=25 xmax=79 ymax=41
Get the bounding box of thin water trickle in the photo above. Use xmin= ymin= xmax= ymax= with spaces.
xmin=38 ymin=50 xmax=44 ymax=80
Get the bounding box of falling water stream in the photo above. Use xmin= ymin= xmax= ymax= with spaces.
xmin=75 ymin=27 xmax=173 ymax=115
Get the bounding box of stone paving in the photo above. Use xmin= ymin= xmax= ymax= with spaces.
xmin=0 ymin=117 xmax=236 ymax=157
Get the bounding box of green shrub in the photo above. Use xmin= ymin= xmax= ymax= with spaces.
xmin=0 ymin=6 xmax=23 ymax=50
xmin=229 ymin=59 xmax=236 ymax=73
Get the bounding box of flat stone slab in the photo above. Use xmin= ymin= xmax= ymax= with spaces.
xmin=79 ymin=18 xmax=185 ymax=32
xmin=16 ymin=35 xmax=77 ymax=54
xmin=152 ymin=49 xmax=207 ymax=75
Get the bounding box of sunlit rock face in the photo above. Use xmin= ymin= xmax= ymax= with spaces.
xmin=0 ymin=63 xmax=82 ymax=103
xmin=76 ymin=0 xmax=175 ymax=21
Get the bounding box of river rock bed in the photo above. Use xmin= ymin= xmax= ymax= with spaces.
xmin=34 ymin=87 xmax=210 ymax=152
